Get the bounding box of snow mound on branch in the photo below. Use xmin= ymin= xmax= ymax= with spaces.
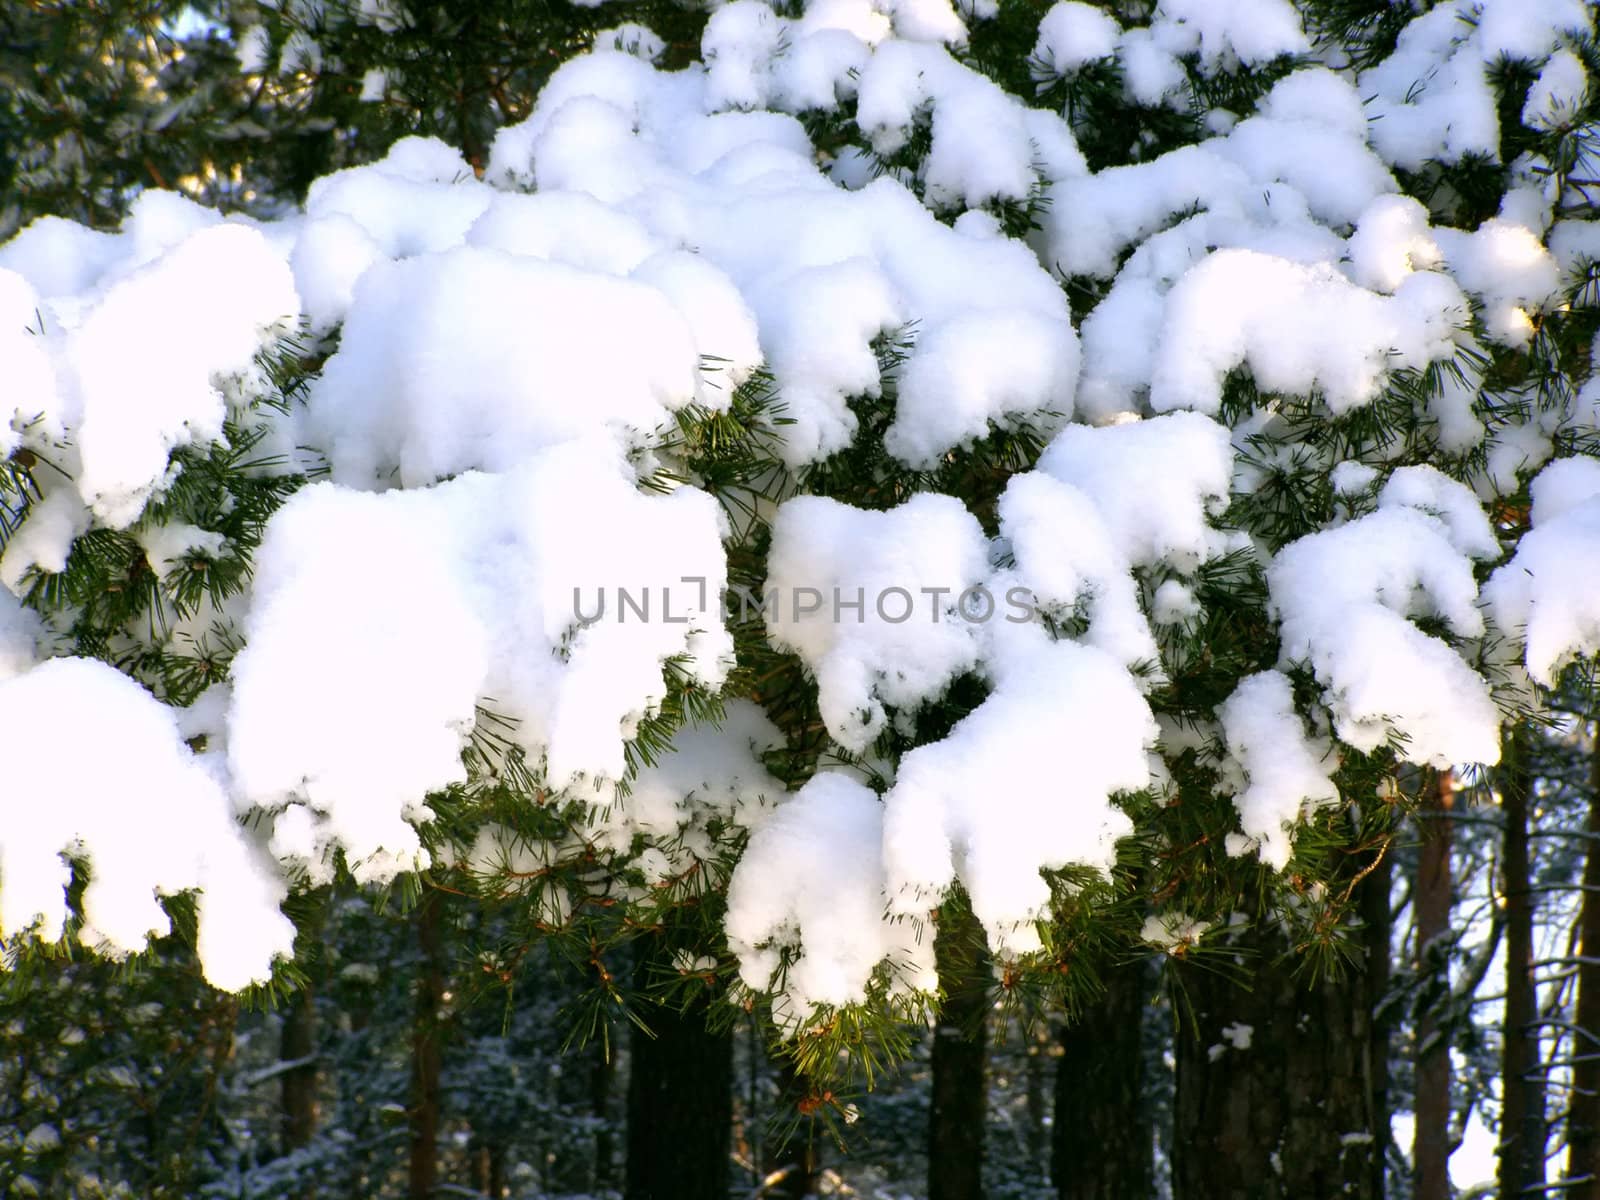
xmin=0 ymin=222 xmax=299 ymax=534
xmin=757 ymin=412 xmax=1237 ymax=964
xmin=0 ymin=657 xmax=293 ymax=990
xmin=854 ymin=39 xmax=1057 ymax=210
xmin=1033 ymin=412 xmax=1235 ymax=572
xmin=303 ymin=136 xmax=493 ymax=259
xmin=1267 ymin=474 xmax=1502 ymax=767
xmin=0 ymin=269 xmax=56 ymax=461
xmin=65 ymin=224 xmax=299 ymax=527
xmin=1032 ymin=0 xmax=1306 ymax=106
xmin=1434 ymin=218 xmax=1563 ymax=348
xmin=1150 ymin=249 xmax=1466 ymax=416
xmin=994 ymin=470 xmax=1158 ymax=672
xmin=595 ymin=700 xmax=786 ymax=883
xmin=725 ymin=772 xmax=936 ymax=1024
xmin=1525 ymin=47 xmax=1589 ymax=130
xmin=882 ymin=633 xmax=1154 ymax=956
xmin=486 ymin=28 xmax=1079 ymax=469
xmin=763 ymin=493 xmax=990 ymax=752
xmin=1361 ymin=0 xmax=1592 ymax=172
xmin=1346 ymin=195 xmax=1443 ymax=294
xmin=466 ymin=190 xmax=661 ymax=275
xmin=1148 ymin=0 xmax=1308 ymax=69
xmin=305 ymin=246 xmax=722 ymax=487
xmin=1033 ymin=3 xmax=1120 ymax=75
xmin=0 ymin=216 xmax=123 ymax=299
xmin=0 ymin=588 xmax=41 ymax=681
xmin=229 ymin=440 xmax=733 ymax=884
xmin=1484 ymin=458 xmax=1600 ymax=686
xmin=1043 ymin=68 xmax=1389 ymax=282
xmin=1219 ymin=669 xmax=1340 ymax=871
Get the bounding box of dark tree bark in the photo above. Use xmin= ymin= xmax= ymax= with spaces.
xmin=930 ymin=904 xmax=989 ymax=1200
xmin=625 ymin=930 xmax=734 ymax=1200
xmin=1567 ymin=723 xmax=1600 ymax=1198
xmin=765 ymin=1058 xmax=821 ymax=1199
xmin=1026 ymin=1024 xmax=1048 ymax=1181
xmin=469 ymin=1136 xmax=506 ymax=1198
xmin=1363 ymin=826 xmax=1395 ymax=1200
xmin=1500 ymin=725 xmax=1546 ymax=1198
xmin=409 ymin=893 xmax=446 ymax=1200
xmin=1172 ymin=869 xmax=1389 ymax=1200
xmin=592 ymin=1034 xmax=617 ymax=1192
xmin=1414 ymin=769 xmax=1454 ymax=1200
xmin=1051 ymin=959 xmax=1152 ymax=1200
xmin=281 ymin=981 xmax=318 ymax=1159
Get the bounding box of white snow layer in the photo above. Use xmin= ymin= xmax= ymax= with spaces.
xmin=726 ymin=772 xmax=937 ymax=1024
xmin=229 ymin=440 xmax=732 ymax=884
xmin=1219 ymin=670 xmax=1339 ymax=871
xmin=1 ymin=1 xmax=1598 ymax=1001
xmin=1268 ymin=481 xmax=1502 ymax=767
xmin=1485 ymin=459 xmax=1600 ymax=687
xmin=0 ymin=658 xmax=294 ymax=990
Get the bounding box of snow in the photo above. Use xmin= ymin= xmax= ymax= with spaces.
xmin=725 ymin=772 xmax=937 ymax=1024
xmin=1117 ymin=29 xmax=1186 ymax=107
xmin=0 ymin=216 xmax=121 ymax=298
xmin=54 ymin=222 xmax=298 ymax=527
xmin=883 ymin=307 xmax=1077 ymax=468
xmin=1434 ymin=219 xmax=1561 ymax=347
xmin=484 ymin=44 xmax=1077 ymax=469
xmin=855 ymin=40 xmax=1048 ymax=210
xmin=0 ymin=658 xmax=293 ymax=990
xmin=1150 ymin=250 xmax=1466 ymax=417
xmin=1346 ymin=195 xmax=1442 ymax=295
xmin=1524 ymin=48 xmax=1589 ymax=131
xmin=882 ymin=635 xmax=1155 ymax=957
xmin=1142 ymin=911 xmax=1210 ymax=953
xmin=762 ymin=493 xmax=990 ymax=752
xmin=597 ymin=699 xmax=786 ymax=880
xmin=0 ymin=587 xmax=41 ymax=681
xmin=1219 ymin=670 xmax=1339 ymax=871
xmin=1484 ymin=459 xmax=1600 ymax=687
xmin=0 ymin=490 xmax=91 ymax=593
xmin=304 ymin=246 xmax=709 ymax=487
xmin=303 ymin=137 xmax=493 ymax=260
xmin=229 ymin=440 xmax=733 ymax=884
xmin=1033 ymin=3 xmax=1120 ymax=75
xmin=1033 ymin=412 xmax=1235 ymax=573
xmin=2 ymin=0 xmax=1598 ymax=1012
xmin=595 ymin=23 xmax=666 ymax=62
xmin=1151 ymin=0 xmax=1308 ymax=69
xmin=1268 ymin=500 xmax=1502 ymax=767
xmin=1221 ymin=1021 xmax=1253 ymax=1049
xmin=1361 ymin=0 xmax=1593 ymax=171
xmin=996 ymin=470 xmax=1158 ymax=671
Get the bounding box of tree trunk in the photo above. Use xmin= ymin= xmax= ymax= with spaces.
xmin=1052 ymin=959 xmax=1152 ymax=1200
xmin=1414 ymin=769 xmax=1454 ymax=1200
xmin=281 ymin=981 xmax=318 ymax=1159
xmin=1026 ymin=1024 xmax=1048 ymax=1182
xmin=1501 ymin=725 xmax=1546 ymax=1198
xmin=1363 ymin=826 xmax=1394 ymax=1200
xmin=930 ymin=903 xmax=989 ymax=1200
xmin=1172 ymin=873 xmax=1388 ymax=1200
xmin=469 ymin=1136 xmax=505 ymax=1198
xmin=409 ymin=893 xmax=446 ymax=1200
xmin=489 ymin=1144 xmax=505 ymax=1200
xmin=765 ymin=1059 xmax=820 ymax=1198
xmin=625 ymin=931 xmax=734 ymax=1200
xmin=1568 ymin=723 xmax=1600 ymax=1197
xmin=592 ymin=1033 xmax=617 ymax=1192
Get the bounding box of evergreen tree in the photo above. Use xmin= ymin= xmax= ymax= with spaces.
xmin=3 ymin=3 xmax=1600 ymax=1196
